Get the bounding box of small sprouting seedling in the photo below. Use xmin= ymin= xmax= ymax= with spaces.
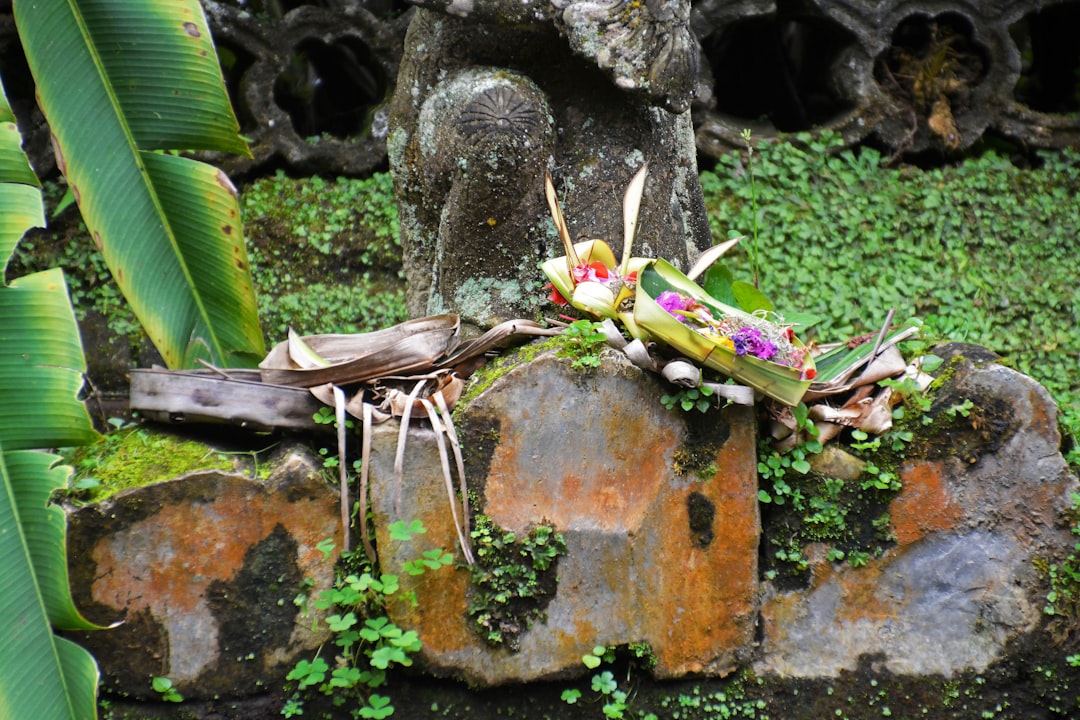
xmin=281 ymin=697 xmax=304 ymax=718
xmin=872 ymin=513 xmax=896 ymax=542
xmin=773 ymin=541 xmax=809 ymax=572
xmin=556 ymin=319 xmax=609 ymax=370
xmin=848 ymin=428 xmax=880 ymax=452
xmin=403 ymin=548 xmax=454 ymax=575
xmin=317 ymin=446 xmax=339 ymax=469
xmin=286 ymin=658 xmax=328 ymax=690
xmin=944 ymin=398 xmax=974 ymax=419
xmin=847 ymin=550 xmax=871 ymax=568
xmin=582 ymin=645 xmax=612 ymax=669
xmin=860 ymin=462 xmax=900 ymax=492
xmin=792 ymin=401 xmax=821 ymax=440
xmin=316 ymin=537 xmax=336 ymax=561
xmin=359 ymin=693 xmax=394 ymax=719
xmin=880 ymin=376 xmax=933 ymax=423
xmin=882 ymin=427 xmax=915 ymax=453
xmin=151 ymin=676 xmax=183 ymax=703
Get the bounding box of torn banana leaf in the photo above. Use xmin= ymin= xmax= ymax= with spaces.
xmin=260 ymin=315 xmax=558 ymax=389
xmin=634 ymin=259 xmax=815 ymax=407
xmin=804 ymin=324 xmax=919 ymax=401
xmin=260 ymin=315 xmax=461 ymax=387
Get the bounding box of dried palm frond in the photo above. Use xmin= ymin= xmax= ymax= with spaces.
xmin=255 ymin=315 xmax=556 ymax=563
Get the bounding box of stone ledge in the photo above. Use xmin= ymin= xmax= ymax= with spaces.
xmin=368 ymin=349 xmax=760 ymax=685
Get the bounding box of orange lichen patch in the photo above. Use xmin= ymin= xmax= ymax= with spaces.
xmin=641 ymin=413 xmax=759 ymax=677
xmin=90 ymin=474 xmax=337 ymax=616
xmin=72 ymin=470 xmax=340 ymax=685
xmin=763 ymin=551 xmax=899 ymax=647
xmin=1028 ymin=385 xmax=1059 ymax=438
xmin=890 ymin=460 xmax=962 ymax=544
xmin=391 ymin=565 xmax=474 ymax=654
xmin=483 ymin=409 xmax=677 ymax=533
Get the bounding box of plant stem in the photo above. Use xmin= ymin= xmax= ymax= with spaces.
xmin=741 ymin=129 xmax=760 ymax=289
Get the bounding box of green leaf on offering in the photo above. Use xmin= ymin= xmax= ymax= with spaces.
xmin=732 ymin=280 xmax=774 ymax=313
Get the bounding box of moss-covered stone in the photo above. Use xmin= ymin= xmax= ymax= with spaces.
xmin=64 ymin=427 xmax=237 ymax=504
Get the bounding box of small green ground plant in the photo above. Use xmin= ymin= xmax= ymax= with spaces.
xmin=11 ymin=172 xmax=409 ymax=355
xmin=555 ymin=319 xmax=609 ymax=370
xmin=241 ymin=171 xmax=407 ymax=339
xmin=151 ymin=676 xmax=183 ymax=703
xmin=1040 ymin=492 xmax=1080 ymax=643
xmin=9 ymin=183 xmax=142 ymax=342
xmin=660 ymin=384 xmax=716 ymax=413
xmin=562 ymin=645 xmax=659 ymax=720
xmin=755 ymin=378 xmax=924 ymax=581
xmin=284 ymin=521 xmax=452 ymax=719
xmin=467 ymin=514 xmax=567 ymax=650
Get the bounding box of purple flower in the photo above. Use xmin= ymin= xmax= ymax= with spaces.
xmin=731 ymin=327 xmax=777 ymax=360
xmin=656 ymin=291 xmax=691 ymax=321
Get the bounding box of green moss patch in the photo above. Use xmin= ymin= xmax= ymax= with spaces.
xmin=64 ymin=426 xmax=236 ymax=504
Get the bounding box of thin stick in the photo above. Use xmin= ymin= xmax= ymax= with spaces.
xmin=359 ymin=402 xmax=377 ymax=565
xmin=333 ymin=385 xmax=350 ymax=553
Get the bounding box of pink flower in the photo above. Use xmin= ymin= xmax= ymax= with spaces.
xmin=656 ymin=291 xmax=692 ymax=321
xmin=573 ymin=262 xmax=612 ymax=284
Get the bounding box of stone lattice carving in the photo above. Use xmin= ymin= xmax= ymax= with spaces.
xmin=692 ymin=0 xmax=1080 ymax=156
xmin=198 ymin=0 xmax=411 ymax=176
xmin=387 ymin=0 xmax=712 ymax=329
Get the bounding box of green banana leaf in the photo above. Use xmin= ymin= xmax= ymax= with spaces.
xmin=13 ymin=0 xmax=265 ymax=369
xmin=0 ymin=78 xmax=101 ymax=720
xmin=635 ymin=259 xmax=815 ymax=406
xmin=810 ymin=325 xmax=919 ymax=386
